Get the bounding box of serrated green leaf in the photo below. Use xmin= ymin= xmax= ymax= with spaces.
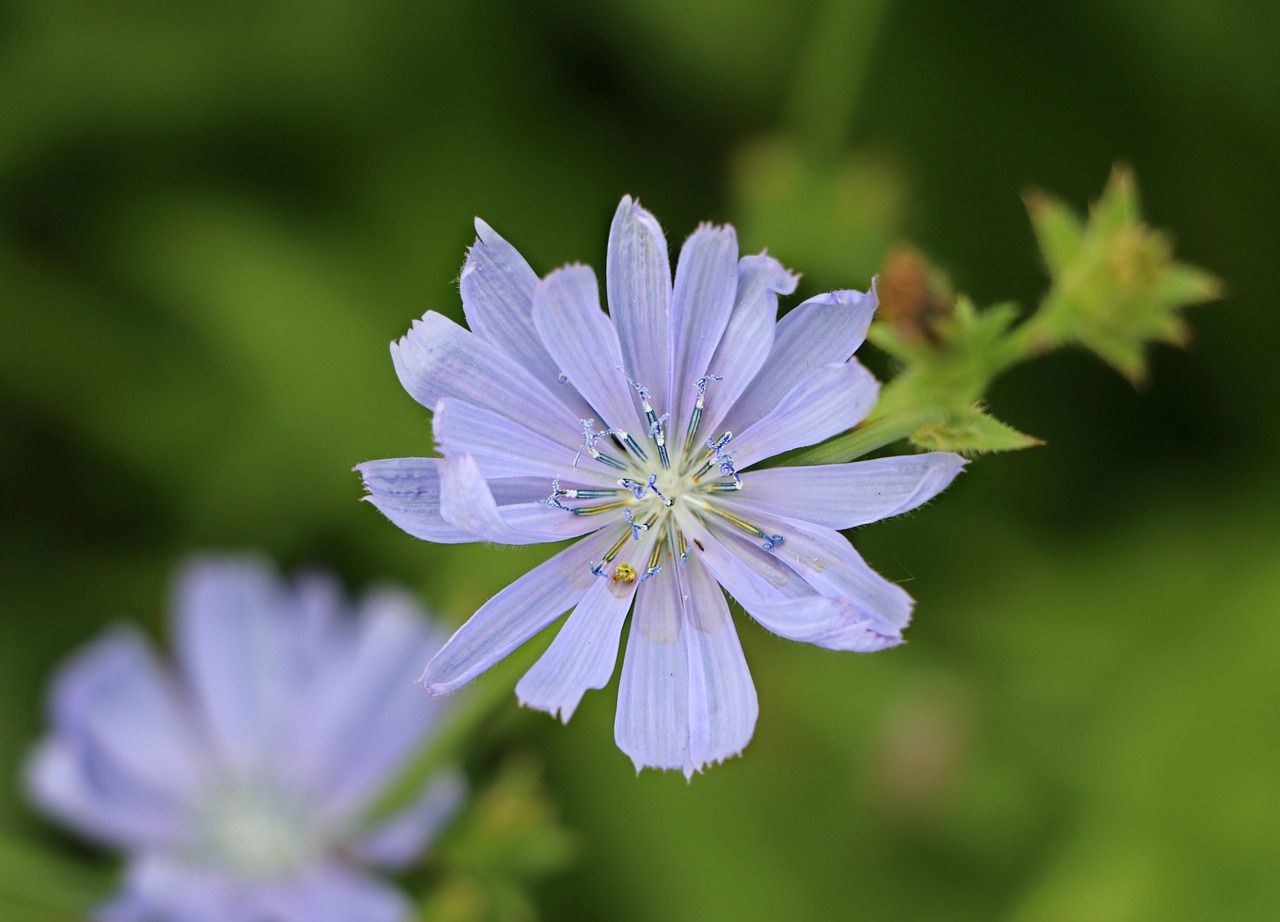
xmin=910 ymin=408 xmax=1043 ymax=454
xmin=1025 ymin=192 xmax=1086 ymax=275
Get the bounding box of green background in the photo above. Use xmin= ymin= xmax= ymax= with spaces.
xmin=2 ymin=0 xmax=1277 ymax=919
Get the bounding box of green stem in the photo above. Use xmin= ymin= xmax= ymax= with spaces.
xmin=765 ymin=407 xmax=943 ymax=467
xmin=785 ymin=0 xmax=891 ymax=161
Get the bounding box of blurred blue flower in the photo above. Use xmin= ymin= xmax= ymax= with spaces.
xmin=26 ymin=556 xmax=462 ymax=922
xmin=358 ymin=198 xmax=965 ymax=778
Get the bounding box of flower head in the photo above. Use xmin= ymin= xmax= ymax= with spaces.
xmin=26 ymin=555 xmax=462 ymax=922
xmin=358 ymin=198 xmax=965 ymax=778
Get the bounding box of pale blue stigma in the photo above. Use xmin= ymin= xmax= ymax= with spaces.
xmin=618 ymin=478 xmax=648 ymax=500
xmin=639 ymin=565 xmax=661 ymax=582
xmin=539 ymin=478 xmax=571 ymax=511
xmin=684 ymin=374 xmax=722 ymax=454
xmin=644 ymin=473 xmax=673 ymax=507
xmin=574 ymin=418 xmax=627 ymax=471
xmin=624 ymin=508 xmax=648 ymax=541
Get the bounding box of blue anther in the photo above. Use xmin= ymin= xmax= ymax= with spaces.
xmin=761 ymin=534 xmax=785 ymax=552
xmin=678 ymin=545 xmax=690 ymax=568
xmin=624 ymin=508 xmax=648 ymax=541
xmin=589 ymin=561 xmax=608 ymax=578
xmin=640 ymin=565 xmax=662 ymax=582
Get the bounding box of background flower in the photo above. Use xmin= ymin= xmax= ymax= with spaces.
xmin=25 ymin=556 xmax=462 ymax=922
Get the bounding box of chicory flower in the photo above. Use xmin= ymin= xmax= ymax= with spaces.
xmin=358 ymin=198 xmax=964 ymax=777
xmin=26 ymin=555 xmax=461 ymax=922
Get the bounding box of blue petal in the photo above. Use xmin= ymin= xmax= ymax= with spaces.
xmin=263 ymin=865 xmax=410 ymax=922
xmin=461 ymin=220 xmax=596 ymax=422
xmin=730 ymin=360 xmax=880 ymax=469
xmin=26 ymin=629 xmax=204 ymax=849
xmin=437 ymin=455 xmax=605 ymax=545
xmin=728 ymin=507 xmax=914 ymax=637
xmin=615 ymin=557 xmax=689 ymax=773
xmin=420 ymin=527 xmax=622 ymax=695
xmin=699 ymin=253 xmax=798 ymax=438
xmin=532 ymin=264 xmax=643 ymax=434
xmin=515 ymin=531 xmax=652 ymax=722
xmin=683 ymin=515 xmax=898 ymax=651
xmin=349 ymin=770 xmax=464 ymax=869
xmin=669 ymin=223 xmax=738 ymax=429
xmin=174 ymin=556 xmax=311 ymax=773
xmin=293 ymin=589 xmax=449 ymax=817
xmin=680 ymin=556 xmax=758 ymax=778
xmin=25 ymin=739 xmax=191 ymax=850
xmin=355 ymin=457 xmax=478 ymax=544
xmin=606 ymin=196 xmax=672 ymax=415
xmin=726 ymin=453 xmax=967 ymax=529
xmin=391 ymin=311 xmax=579 ymax=443
xmin=432 ymin=399 xmax=614 ymax=485
xmin=719 ymin=286 xmax=877 ymax=434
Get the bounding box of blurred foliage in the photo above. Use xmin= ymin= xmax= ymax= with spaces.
xmin=1 ymin=0 xmax=1277 ymax=920
xmin=420 ymin=756 xmax=577 ymax=922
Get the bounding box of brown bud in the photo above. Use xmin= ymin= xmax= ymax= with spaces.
xmin=877 ymin=245 xmax=954 ymax=346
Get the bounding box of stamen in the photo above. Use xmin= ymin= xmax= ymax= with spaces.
xmin=644 ymin=538 xmax=663 ymax=579
xmin=603 ymin=528 xmax=632 ymax=565
xmin=684 ymin=374 xmax=722 ymax=454
xmin=574 ymin=418 xmax=628 ymax=471
xmin=618 ymin=366 xmax=671 ymax=470
xmin=539 ymin=478 xmax=571 ymax=511
xmin=703 ymin=504 xmax=785 ymax=552
xmin=617 ymin=367 xmax=650 ymax=401
xmin=645 ymin=473 xmax=674 ymax=507
xmin=557 ymin=372 xmax=568 ymax=384
xmin=694 ymin=431 xmax=737 ymax=483
xmin=702 ymin=479 xmax=744 ymax=493
xmin=563 ymin=488 xmax=620 ymax=500
xmin=571 ymin=501 xmax=627 ymax=517
xmin=619 ymin=431 xmax=649 ymax=463
xmin=618 ymin=478 xmax=648 ymax=500
xmin=624 ymin=508 xmax=649 ymax=540
xmin=677 ymin=529 xmax=689 ymax=568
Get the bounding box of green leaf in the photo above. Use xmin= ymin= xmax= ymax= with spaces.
xmin=1021 ymin=166 xmax=1220 ymax=381
xmin=1025 ymin=191 xmax=1086 ymax=275
xmin=910 ymin=407 xmax=1043 ymax=454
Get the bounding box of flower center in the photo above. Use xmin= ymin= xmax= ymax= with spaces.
xmin=194 ymin=778 xmax=328 ymax=882
xmin=542 ymin=370 xmax=784 ymax=581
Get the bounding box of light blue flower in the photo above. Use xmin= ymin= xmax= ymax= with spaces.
xmin=358 ymin=198 xmax=965 ymax=778
xmin=26 ymin=556 xmax=462 ymax=922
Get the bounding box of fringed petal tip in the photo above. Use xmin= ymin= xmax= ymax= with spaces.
xmin=515 ymin=692 xmax=577 ymax=726
xmin=621 ymin=746 xmax=750 ymax=782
